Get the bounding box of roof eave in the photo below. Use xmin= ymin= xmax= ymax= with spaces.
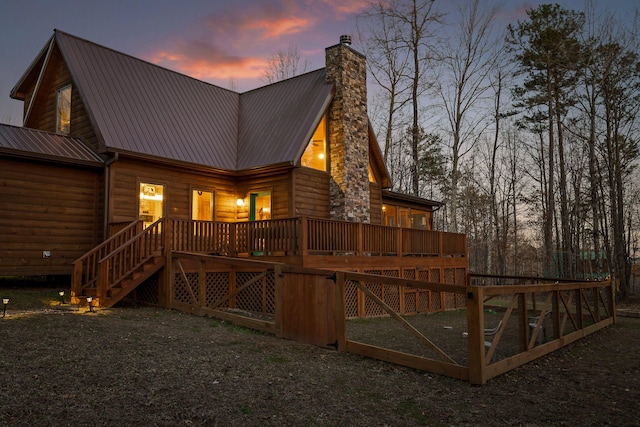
xmin=10 ymin=35 xmax=54 ymax=100
xmin=110 ymin=149 xmax=238 ymax=176
xmin=381 ymin=189 xmax=444 ymax=209
xmin=0 ymin=148 xmax=104 ymax=168
xmin=235 ymin=161 xmax=295 ymax=177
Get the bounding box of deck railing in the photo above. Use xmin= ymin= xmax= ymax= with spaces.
xmin=73 ymin=217 xmax=466 ymax=303
xmin=158 ymin=217 xmax=466 ymax=258
xmin=96 ymin=219 xmax=164 ymax=300
xmin=72 ymin=220 xmax=143 ymax=297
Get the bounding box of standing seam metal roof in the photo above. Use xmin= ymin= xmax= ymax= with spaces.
xmin=56 ymin=30 xmax=239 ymax=169
xmin=0 ymin=123 xmax=103 ymax=165
xmin=48 ymin=30 xmax=333 ymax=172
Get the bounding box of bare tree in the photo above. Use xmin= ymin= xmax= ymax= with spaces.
xmin=357 ymin=3 xmax=412 ymax=164
xmin=435 ymin=0 xmax=502 ymax=232
xmin=360 ymin=0 xmax=443 ymax=196
xmin=261 ymin=45 xmax=310 ymax=84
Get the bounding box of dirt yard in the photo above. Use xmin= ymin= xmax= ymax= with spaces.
xmin=0 ymin=289 xmax=638 ymax=426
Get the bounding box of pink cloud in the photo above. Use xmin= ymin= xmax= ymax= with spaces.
xmin=243 ymin=15 xmax=311 ymax=38
xmin=318 ymin=0 xmax=371 ymax=15
xmin=145 ymin=0 xmax=364 ymax=88
xmin=149 ymin=40 xmax=268 ymax=81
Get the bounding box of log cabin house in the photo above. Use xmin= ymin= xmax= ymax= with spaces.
xmin=0 ymin=30 xmax=467 ymax=307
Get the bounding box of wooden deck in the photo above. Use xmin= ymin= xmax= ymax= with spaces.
xmin=71 ymin=217 xmax=468 ymax=307
xmin=69 ymin=218 xmax=615 ymax=383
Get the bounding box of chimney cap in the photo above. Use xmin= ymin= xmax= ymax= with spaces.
xmin=340 ymin=35 xmax=352 ymax=46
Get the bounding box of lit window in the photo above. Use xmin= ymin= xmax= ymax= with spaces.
xmin=139 ymin=183 xmax=164 ymax=228
xmin=56 ymin=85 xmax=71 ymax=135
xmin=251 ymin=192 xmax=271 ymax=221
xmin=301 ymin=115 xmax=327 ymax=171
xmin=368 ymin=164 xmax=376 ymax=183
xmin=192 ymin=190 xmax=214 ymax=221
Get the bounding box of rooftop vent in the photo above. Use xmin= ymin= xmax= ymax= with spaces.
xmin=340 ymin=35 xmax=352 ymax=46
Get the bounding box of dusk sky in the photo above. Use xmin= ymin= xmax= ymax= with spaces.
xmin=0 ymin=0 xmax=635 ymax=126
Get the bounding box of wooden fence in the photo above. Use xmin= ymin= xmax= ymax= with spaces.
xmin=164 ymin=253 xmax=615 ymax=384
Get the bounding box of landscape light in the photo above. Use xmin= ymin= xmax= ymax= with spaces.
xmin=86 ymin=296 xmax=93 ymax=312
xmin=2 ymin=297 xmax=8 ymax=318
xmin=58 ymin=290 xmax=65 ymax=304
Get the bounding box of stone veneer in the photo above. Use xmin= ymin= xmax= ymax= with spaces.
xmin=325 ymin=37 xmax=370 ymax=223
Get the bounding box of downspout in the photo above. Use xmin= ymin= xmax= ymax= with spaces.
xmin=103 ymin=152 xmax=119 ymax=239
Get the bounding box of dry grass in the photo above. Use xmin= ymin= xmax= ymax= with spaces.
xmin=1 ymin=288 xmax=639 ymax=426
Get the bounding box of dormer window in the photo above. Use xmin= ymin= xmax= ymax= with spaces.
xmin=56 ymin=85 xmax=71 ymax=135
xmin=301 ymin=115 xmax=327 ymax=171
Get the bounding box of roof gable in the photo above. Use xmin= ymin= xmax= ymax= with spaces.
xmin=55 ymin=30 xmax=239 ymax=169
xmin=10 ymin=30 xmax=338 ymax=172
xmin=238 ymin=69 xmax=333 ymax=170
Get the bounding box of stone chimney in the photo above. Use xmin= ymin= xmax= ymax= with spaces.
xmin=325 ymin=35 xmax=370 ymax=223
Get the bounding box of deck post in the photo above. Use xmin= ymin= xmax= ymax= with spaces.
xmin=163 ymin=218 xmax=172 ymax=253
xmin=300 ymin=217 xmax=309 ymax=256
xmin=97 ymin=261 xmax=108 ymax=301
xmin=198 ymin=259 xmax=206 ymax=311
xmin=229 ymin=223 xmax=237 ymax=257
xmin=467 ymin=286 xmax=486 ymax=384
xmin=71 ymin=260 xmax=82 ymax=301
xmin=158 ymin=251 xmax=171 ymax=309
xmin=274 ymin=264 xmax=283 ymax=338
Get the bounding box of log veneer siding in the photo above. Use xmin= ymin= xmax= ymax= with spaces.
xmin=0 ymin=158 xmax=102 ymax=275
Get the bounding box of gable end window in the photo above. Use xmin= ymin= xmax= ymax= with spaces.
xmin=56 ymin=85 xmax=72 ymax=135
xmin=301 ymin=115 xmax=327 ymax=171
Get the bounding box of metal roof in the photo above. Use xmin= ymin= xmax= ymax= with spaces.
xmin=0 ymin=124 xmax=103 ymax=166
xmin=45 ymin=30 xmax=334 ymax=172
xmin=238 ymin=69 xmax=333 ymax=170
xmin=55 ymin=30 xmax=240 ymax=170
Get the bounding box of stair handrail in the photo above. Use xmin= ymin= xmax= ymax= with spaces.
xmin=71 ymin=220 xmax=142 ymax=298
xmin=96 ymin=218 xmax=165 ymax=301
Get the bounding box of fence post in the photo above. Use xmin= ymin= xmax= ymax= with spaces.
xmin=334 ymin=271 xmax=347 ymax=351
xmin=467 ymin=285 xmax=486 ymax=384
xmin=610 ymin=280 xmax=617 ymax=323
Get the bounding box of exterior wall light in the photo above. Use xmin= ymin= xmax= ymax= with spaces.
xmin=58 ymin=290 xmax=65 ymax=304
xmin=236 ymin=198 xmax=245 ymax=207
xmin=2 ymin=297 xmax=8 ymax=317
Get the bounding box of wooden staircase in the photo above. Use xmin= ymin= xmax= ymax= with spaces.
xmin=71 ymin=219 xmax=166 ymax=308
